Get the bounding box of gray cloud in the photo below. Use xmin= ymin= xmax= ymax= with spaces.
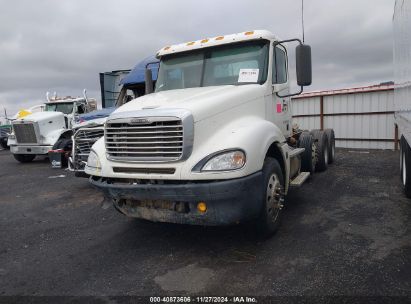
xmin=0 ymin=0 xmax=395 ymax=115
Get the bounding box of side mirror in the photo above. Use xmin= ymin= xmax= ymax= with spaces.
xmin=296 ymin=44 xmax=312 ymax=86
xmin=145 ymin=69 xmax=154 ymax=94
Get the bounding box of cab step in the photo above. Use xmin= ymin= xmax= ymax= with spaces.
xmin=290 ymin=171 xmax=310 ymax=187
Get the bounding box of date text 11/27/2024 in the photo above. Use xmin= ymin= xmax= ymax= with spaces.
xmin=149 ymin=296 xmax=257 ymax=303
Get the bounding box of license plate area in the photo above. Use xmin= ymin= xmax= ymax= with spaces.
xmin=122 ymin=199 xmax=190 ymax=213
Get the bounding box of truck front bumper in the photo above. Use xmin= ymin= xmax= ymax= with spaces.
xmin=89 ymin=172 xmax=264 ymax=226
xmin=10 ymin=145 xmax=52 ymax=155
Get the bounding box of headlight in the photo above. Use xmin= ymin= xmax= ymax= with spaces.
xmin=199 ymin=150 xmax=246 ymax=172
xmin=87 ymin=150 xmax=101 ymax=169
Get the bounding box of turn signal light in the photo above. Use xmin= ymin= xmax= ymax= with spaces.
xmin=197 ymin=202 xmax=207 ymax=213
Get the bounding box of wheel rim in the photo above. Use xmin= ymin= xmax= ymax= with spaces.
xmin=403 ymin=151 xmax=407 ymax=186
xmin=266 ymin=173 xmax=283 ymax=223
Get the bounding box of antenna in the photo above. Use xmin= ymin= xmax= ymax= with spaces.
xmin=46 ymin=91 xmax=50 ymax=102
xmin=302 ymin=0 xmax=305 ymax=43
xmin=83 ymin=89 xmax=89 ymax=103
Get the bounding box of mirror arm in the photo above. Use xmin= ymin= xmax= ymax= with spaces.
xmin=276 ymin=86 xmax=303 ymax=98
xmin=274 ymin=38 xmax=302 ymax=47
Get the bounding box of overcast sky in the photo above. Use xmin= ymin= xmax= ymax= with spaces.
xmin=0 ymin=0 xmax=395 ymax=116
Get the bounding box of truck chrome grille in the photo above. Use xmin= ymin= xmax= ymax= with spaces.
xmin=13 ymin=123 xmax=37 ymax=144
xmin=0 ymin=126 xmax=11 ymax=138
xmin=74 ymin=128 xmax=104 ymax=160
xmin=105 ymin=117 xmax=184 ymax=161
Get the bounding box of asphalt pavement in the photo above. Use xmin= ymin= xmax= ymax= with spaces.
xmin=0 ymin=148 xmax=410 ymax=300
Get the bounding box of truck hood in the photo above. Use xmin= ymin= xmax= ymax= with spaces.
xmin=112 ymin=85 xmax=265 ymax=122
xmin=73 ymin=117 xmax=107 ymax=130
xmin=15 ymin=111 xmax=64 ymax=123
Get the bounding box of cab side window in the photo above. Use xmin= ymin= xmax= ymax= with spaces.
xmin=77 ymin=104 xmax=85 ymax=114
xmin=272 ymin=46 xmax=287 ymax=84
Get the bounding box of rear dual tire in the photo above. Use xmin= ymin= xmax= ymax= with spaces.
xmin=311 ymin=130 xmax=329 ymax=172
xmin=400 ymin=136 xmax=411 ymax=198
xmin=324 ymin=129 xmax=335 ymax=164
xmin=298 ymin=131 xmax=316 ymax=173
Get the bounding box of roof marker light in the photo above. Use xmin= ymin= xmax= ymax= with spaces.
xmin=244 ymin=31 xmax=254 ymax=36
xmin=201 ymin=39 xmax=209 ymax=43
xmin=186 ymin=41 xmax=195 ymax=46
xmin=215 ymin=36 xmax=224 ymax=41
xmin=164 ymin=46 xmax=171 ymax=50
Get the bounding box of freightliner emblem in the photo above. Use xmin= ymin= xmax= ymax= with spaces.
xmin=130 ymin=118 xmax=150 ymax=125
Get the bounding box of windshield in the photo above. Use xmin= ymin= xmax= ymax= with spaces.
xmin=45 ymin=102 xmax=74 ymax=115
xmin=155 ymin=41 xmax=269 ymax=92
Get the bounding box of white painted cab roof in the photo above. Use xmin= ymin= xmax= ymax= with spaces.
xmin=156 ymin=30 xmax=278 ymax=58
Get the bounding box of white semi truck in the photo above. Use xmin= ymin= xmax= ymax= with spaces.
xmin=394 ymin=0 xmax=411 ymax=198
xmin=86 ymin=30 xmax=335 ymax=235
xmin=8 ymin=91 xmax=96 ymax=163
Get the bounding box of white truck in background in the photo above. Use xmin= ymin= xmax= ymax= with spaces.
xmin=8 ymin=91 xmax=96 ymax=163
xmin=86 ymin=30 xmax=335 ymax=236
xmin=394 ymin=0 xmax=411 ymax=198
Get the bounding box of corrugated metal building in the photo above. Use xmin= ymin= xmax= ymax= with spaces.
xmin=291 ymin=83 xmax=396 ymax=150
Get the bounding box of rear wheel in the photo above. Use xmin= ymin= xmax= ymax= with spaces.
xmin=402 ymin=137 xmax=411 ymax=198
xmin=311 ymin=130 xmax=329 ymax=172
xmin=298 ymin=131 xmax=316 ymax=173
xmin=256 ymin=158 xmax=285 ymax=237
xmin=324 ymin=129 xmax=335 ymax=164
xmin=13 ymin=154 xmax=36 ymax=163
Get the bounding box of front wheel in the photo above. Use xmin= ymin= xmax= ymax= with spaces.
xmin=52 ymin=138 xmax=73 ymax=167
xmin=256 ymin=158 xmax=285 ymax=237
xmin=13 ymin=154 xmax=36 ymax=163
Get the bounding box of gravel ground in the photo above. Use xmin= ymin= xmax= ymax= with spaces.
xmin=0 ymin=148 xmax=410 ymax=300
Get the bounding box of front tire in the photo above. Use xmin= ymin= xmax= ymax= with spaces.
xmin=13 ymin=154 xmax=36 ymax=163
xmin=256 ymin=158 xmax=285 ymax=237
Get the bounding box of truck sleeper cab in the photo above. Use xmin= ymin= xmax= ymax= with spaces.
xmin=87 ymin=30 xmax=334 ymax=235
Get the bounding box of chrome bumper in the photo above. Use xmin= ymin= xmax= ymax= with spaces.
xmin=10 ymin=145 xmax=52 ymax=155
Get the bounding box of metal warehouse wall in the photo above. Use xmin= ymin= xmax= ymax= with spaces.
xmin=291 ymin=84 xmax=396 ymax=150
